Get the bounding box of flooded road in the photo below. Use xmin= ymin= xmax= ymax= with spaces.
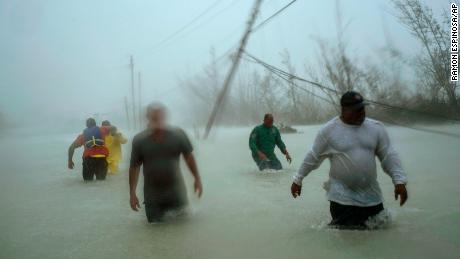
xmin=1 ymin=124 xmax=459 ymax=258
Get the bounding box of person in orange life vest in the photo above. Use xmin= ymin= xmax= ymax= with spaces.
xmin=68 ymin=118 xmax=112 ymax=181
xmin=101 ymin=121 xmax=127 ymax=174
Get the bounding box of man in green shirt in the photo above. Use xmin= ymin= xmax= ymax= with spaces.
xmin=249 ymin=114 xmax=292 ymax=171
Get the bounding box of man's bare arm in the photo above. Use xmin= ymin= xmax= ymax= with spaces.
xmin=129 ymin=166 xmax=141 ymax=211
xmin=67 ymin=143 xmax=76 ymax=169
xmin=129 ymin=166 xmax=140 ymax=195
xmin=183 ymin=153 xmax=203 ymax=197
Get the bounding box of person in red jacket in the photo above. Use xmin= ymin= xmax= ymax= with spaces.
xmin=68 ymin=118 xmax=111 ymax=181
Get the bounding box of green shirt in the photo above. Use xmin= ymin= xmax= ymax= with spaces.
xmin=249 ymin=124 xmax=286 ymax=160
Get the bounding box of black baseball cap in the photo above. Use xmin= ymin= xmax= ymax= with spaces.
xmin=340 ymin=91 xmax=369 ymax=110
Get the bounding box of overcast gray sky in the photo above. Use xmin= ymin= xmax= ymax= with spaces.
xmin=0 ymin=0 xmax=448 ymax=127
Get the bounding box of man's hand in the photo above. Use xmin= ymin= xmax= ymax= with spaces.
xmin=183 ymin=153 xmax=203 ymax=199
xmin=291 ymin=182 xmax=302 ymax=198
xmin=394 ymin=184 xmax=408 ymax=206
xmin=68 ymin=160 xmax=74 ymax=169
xmin=257 ymin=151 xmax=267 ymax=161
xmin=285 ymin=152 xmax=292 ymax=164
xmin=194 ymin=179 xmax=203 ymax=198
xmin=130 ymin=193 xmax=141 ymax=211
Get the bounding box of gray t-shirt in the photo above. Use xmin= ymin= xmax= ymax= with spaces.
xmin=130 ymin=127 xmax=193 ymax=205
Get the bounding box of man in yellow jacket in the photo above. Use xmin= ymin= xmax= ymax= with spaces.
xmin=102 ymin=121 xmax=127 ymax=174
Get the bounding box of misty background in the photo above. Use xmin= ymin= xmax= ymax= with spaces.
xmin=0 ymin=0 xmax=457 ymax=134
xmin=1 ymin=2 xmax=460 ymax=258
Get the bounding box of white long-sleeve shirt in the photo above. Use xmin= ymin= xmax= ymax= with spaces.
xmin=293 ymin=117 xmax=407 ymax=207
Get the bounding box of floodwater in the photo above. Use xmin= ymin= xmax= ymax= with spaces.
xmin=1 ymin=123 xmax=459 ymax=259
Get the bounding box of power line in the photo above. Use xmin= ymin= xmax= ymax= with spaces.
xmin=212 ymin=0 xmax=299 ymax=66
xmin=242 ymin=52 xmax=460 ymax=138
xmin=243 ymin=51 xmax=460 ymax=123
xmin=147 ymin=0 xmax=223 ymax=53
xmin=175 ymin=0 xmax=296 ymax=61
xmin=173 ymin=0 xmax=242 ymax=43
xmin=146 ymin=0 xmax=294 ymax=58
xmin=241 ymin=56 xmax=334 ymax=105
xmin=252 ymin=0 xmax=298 ymax=32
xmin=135 ymin=0 xmax=243 ymax=65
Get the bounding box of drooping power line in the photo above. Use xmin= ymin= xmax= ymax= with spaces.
xmin=242 ymin=52 xmax=460 ymax=139
xmin=243 ymin=51 xmax=460 ymax=123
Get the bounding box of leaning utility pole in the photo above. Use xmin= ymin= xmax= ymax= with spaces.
xmin=138 ymin=72 xmax=143 ymax=129
xmin=203 ymin=0 xmax=263 ymax=139
xmin=124 ymin=96 xmax=131 ymax=130
xmin=130 ymin=55 xmax=136 ymax=129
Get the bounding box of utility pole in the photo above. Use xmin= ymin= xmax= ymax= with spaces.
xmin=130 ymin=55 xmax=136 ymax=129
xmin=138 ymin=71 xmax=142 ymax=129
xmin=124 ymin=96 xmax=130 ymax=130
xmin=203 ymin=0 xmax=263 ymax=139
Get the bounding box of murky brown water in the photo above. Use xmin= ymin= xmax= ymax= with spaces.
xmin=1 ymin=124 xmax=459 ymax=258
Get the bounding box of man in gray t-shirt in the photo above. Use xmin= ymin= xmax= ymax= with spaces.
xmin=291 ymin=91 xmax=408 ymax=229
xmin=129 ymin=103 xmax=203 ymax=223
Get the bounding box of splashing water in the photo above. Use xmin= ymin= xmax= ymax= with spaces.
xmin=365 ymin=209 xmax=394 ymax=230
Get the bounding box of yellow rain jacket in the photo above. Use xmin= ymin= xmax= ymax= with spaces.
xmin=105 ymin=133 xmax=127 ymax=173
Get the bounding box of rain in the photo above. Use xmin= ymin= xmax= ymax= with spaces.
xmin=1 ymin=0 xmax=459 ymax=258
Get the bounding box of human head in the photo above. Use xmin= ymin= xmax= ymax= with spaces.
xmin=86 ymin=118 xmax=96 ymax=128
xmin=101 ymin=120 xmax=111 ymax=126
xmin=146 ymin=102 xmax=167 ymax=130
xmin=340 ymin=91 xmax=368 ymax=125
xmin=110 ymin=126 xmax=117 ymax=135
xmin=263 ymin=113 xmax=274 ymax=127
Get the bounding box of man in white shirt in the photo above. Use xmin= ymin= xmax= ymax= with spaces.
xmin=291 ymin=91 xmax=408 ymax=229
